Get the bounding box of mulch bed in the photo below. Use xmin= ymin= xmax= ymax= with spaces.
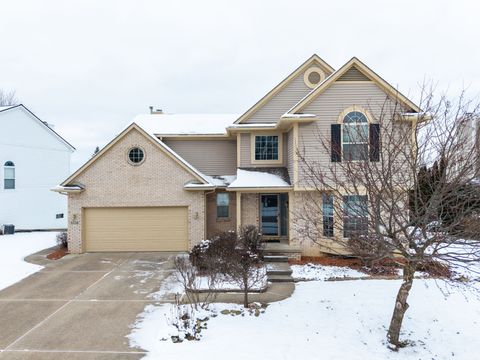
xmin=47 ymin=247 xmax=69 ymax=260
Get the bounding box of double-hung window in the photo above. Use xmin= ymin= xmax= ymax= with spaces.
xmin=216 ymin=193 xmax=230 ymax=219
xmin=4 ymin=161 xmax=15 ymax=190
xmin=254 ymin=135 xmax=279 ymax=161
xmin=343 ymin=195 xmax=368 ymax=238
xmin=322 ymin=193 xmax=334 ymax=237
xmin=342 ymin=111 xmax=369 ymax=161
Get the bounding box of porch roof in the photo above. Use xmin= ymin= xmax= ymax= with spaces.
xmin=227 ymin=168 xmax=291 ymax=190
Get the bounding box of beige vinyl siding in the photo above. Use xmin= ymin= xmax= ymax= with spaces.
xmin=239 ymin=133 xmax=288 ymax=168
xmin=84 ymin=207 xmax=188 ymax=252
xmin=287 ymin=129 xmax=294 ymax=182
xmin=164 ymin=139 xmax=237 ymax=175
xmin=244 ymin=73 xmax=312 ymax=123
xmin=297 ymin=82 xmax=406 ymax=186
xmin=337 ymin=67 xmax=371 ymax=81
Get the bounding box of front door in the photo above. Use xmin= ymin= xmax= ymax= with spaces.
xmin=260 ymin=194 xmax=279 ymax=236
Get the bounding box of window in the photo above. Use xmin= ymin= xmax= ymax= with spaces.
xmin=128 ymin=147 xmax=144 ymax=164
xmin=4 ymin=161 xmax=15 ymax=189
xmin=56 ymin=213 xmax=64 ymax=219
xmin=322 ymin=193 xmax=334 ymax=237
xmin=255 ymin=135 xmax=279 ymax=161
xmin=216 ymin=193 xmax=229 ymax=219
xmin=343 ymin=195 xmax=368 ymax=238
xmin=342 ymin=111 xmax=369 ymax=161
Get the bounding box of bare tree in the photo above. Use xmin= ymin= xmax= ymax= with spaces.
xmin=173 ymin=255 xmax=218 ymax=310
xmin=225 ymin=226 xmax=266 ymax=308
xmin=295 ymin=86 xmax=480 ymax=349
xmin=0 ymin=89 xmax=19 ymax=106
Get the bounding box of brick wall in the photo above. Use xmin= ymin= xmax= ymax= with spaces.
xmin=241 ymin=193 xmax=259 ymax=228
xmin=67 ymin=128 xmax=205 ymax=253
xmin=206 ymin=190 xmax=236 ymax=238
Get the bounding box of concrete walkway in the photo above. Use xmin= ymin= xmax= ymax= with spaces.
xmin=0 ymin=249 xmax=295 ymax=359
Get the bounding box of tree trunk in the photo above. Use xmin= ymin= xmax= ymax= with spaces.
xmin=243 ymin=275 xmax=249 ymax=308
xmin=387 ymin=263 xmax=416 ymax=348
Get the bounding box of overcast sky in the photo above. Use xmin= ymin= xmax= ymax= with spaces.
xmin=1 ymin=0 xmax=479 ymax=170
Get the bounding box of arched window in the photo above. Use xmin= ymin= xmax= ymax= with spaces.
xmin=4 ymin=161 xmax=15 ymax=189
xmin=342 ymin=111 xmax=369 ymax=161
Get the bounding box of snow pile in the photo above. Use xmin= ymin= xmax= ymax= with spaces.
xmin=128 ymin=279 xmax=480 ymax=359
xmin=291 ymin=263 xmax=368 ymax=281
xmin=0 ymin=231 xmax=58 ymax=291
xmin=134 ymin=113 xmax=239 ymax=135
xmin=228 ymin=169 xmax=290 ymax=188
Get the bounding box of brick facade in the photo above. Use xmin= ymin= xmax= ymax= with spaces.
xmin=67 ymin=128 xmax=205 ymax=253
xmin=206 ymin=190 xmax=236 ymax=238
xmin=240 ymin=193 xmax=259 ymax=228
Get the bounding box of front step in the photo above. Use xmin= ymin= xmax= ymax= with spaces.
xmin=266 ymin=262 xmax=292 ymax=276
xmin=265 ymin=261 xmax=294 ymax=283
xmin=267 ymin=269 xmax=292 ymax=276
xmin=267 ymin=274 xmax=295 ymax=283
xmin=263 ymin=255 xmax=289 ymax=263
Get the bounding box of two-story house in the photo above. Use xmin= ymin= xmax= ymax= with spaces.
xmin=1 ymin=104 xmax=75 ymax=230
xmin=55 ymin=55 xmax=421 ymax=258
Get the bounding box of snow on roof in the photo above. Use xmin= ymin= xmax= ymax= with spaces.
xmin=133 ymin=113 xmax=240 ymax=135
xmin=51 ymin=185 xmax=84 ymax=193
xmin=281 ymin=113 xmax=317 ymax=119
xmin=228 ymin=169 xmax=291 ymax=189
xmin=0 ymin=105 xmax=15 ymax=112
xmin=227 ymin=123 xmax=278 ymax=129
xmin=205 ymin=175 xmax=237 ymax=187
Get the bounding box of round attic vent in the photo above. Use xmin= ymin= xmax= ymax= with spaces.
xmin=128 ymin=147 xmax=145 ymax=165
xmin=304 ymin=66 xmax=325 ymax=89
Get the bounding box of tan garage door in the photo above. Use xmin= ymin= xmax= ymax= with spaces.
xmin=84 ymin=207 xmax=188 ymax=252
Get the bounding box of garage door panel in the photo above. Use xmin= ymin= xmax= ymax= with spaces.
xmin=84 ymin=207 xmax=188 ymax=252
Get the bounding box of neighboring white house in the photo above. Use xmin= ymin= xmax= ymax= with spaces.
xmin=0 ymin=104 xmax=75 ymax=230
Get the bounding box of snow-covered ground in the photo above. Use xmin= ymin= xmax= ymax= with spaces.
xmin=129 ymin=267 xmax=480 ymax=360
xmin=0 ymin=231 xmax=58 ymax=291
xmin=291 ymin=263 xmax=368 ymax=281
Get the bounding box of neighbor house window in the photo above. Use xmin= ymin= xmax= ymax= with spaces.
xmin=216 ymin=193 xmax=229 ymax=219
xmin=4 ymin=161 xmax=15 ymax=190
xmin=343 ymin=195 xmax=368 ymax=238
xmin=255 ymin=135 xmax=279 ymax=161
xmin=342 ymin=111 xmax=369 ymax=161
xmin=322 ymin=193 xmax=334 ymax=237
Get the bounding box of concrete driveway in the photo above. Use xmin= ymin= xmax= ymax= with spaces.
xmin=0 ymin=250 xmax=180 ymax=359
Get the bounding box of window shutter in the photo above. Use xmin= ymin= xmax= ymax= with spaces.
xmin=331 ymin=124 xmax=341 ymax=162
xmin=369 ymin=123 xmax=380 ymax=162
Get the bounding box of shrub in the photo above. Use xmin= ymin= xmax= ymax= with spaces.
xmin=190 ymin=231 xmax=236 ymax=273
xmin=56 ymin=232 xmax=68 ymax=249
xmin=239 ymin=225 xmax=264 ymax=255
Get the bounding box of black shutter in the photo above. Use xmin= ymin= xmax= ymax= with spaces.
xmin=369 ymin=123 xmax=380 ymax=162
xmin=331 ymin=124 xmax=341 ymax=162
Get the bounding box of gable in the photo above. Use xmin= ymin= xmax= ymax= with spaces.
xmin=289 ymin=58 xmax=420 ymax=114
xmin=337 ymin=66 xmax=371 ymax=82
xmin=0 ymin=105 xmax=75 ymax=152
xmin=62 ymin=124 xmax=208 ymax=186
xmin=236 ymin=55 xmax=335 ymax=124
xmin=66 ymin=128 xmax=207 ymax=200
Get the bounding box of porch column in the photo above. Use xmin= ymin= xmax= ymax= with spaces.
xmin=236 ymin=191 xmax=241 ymax=232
